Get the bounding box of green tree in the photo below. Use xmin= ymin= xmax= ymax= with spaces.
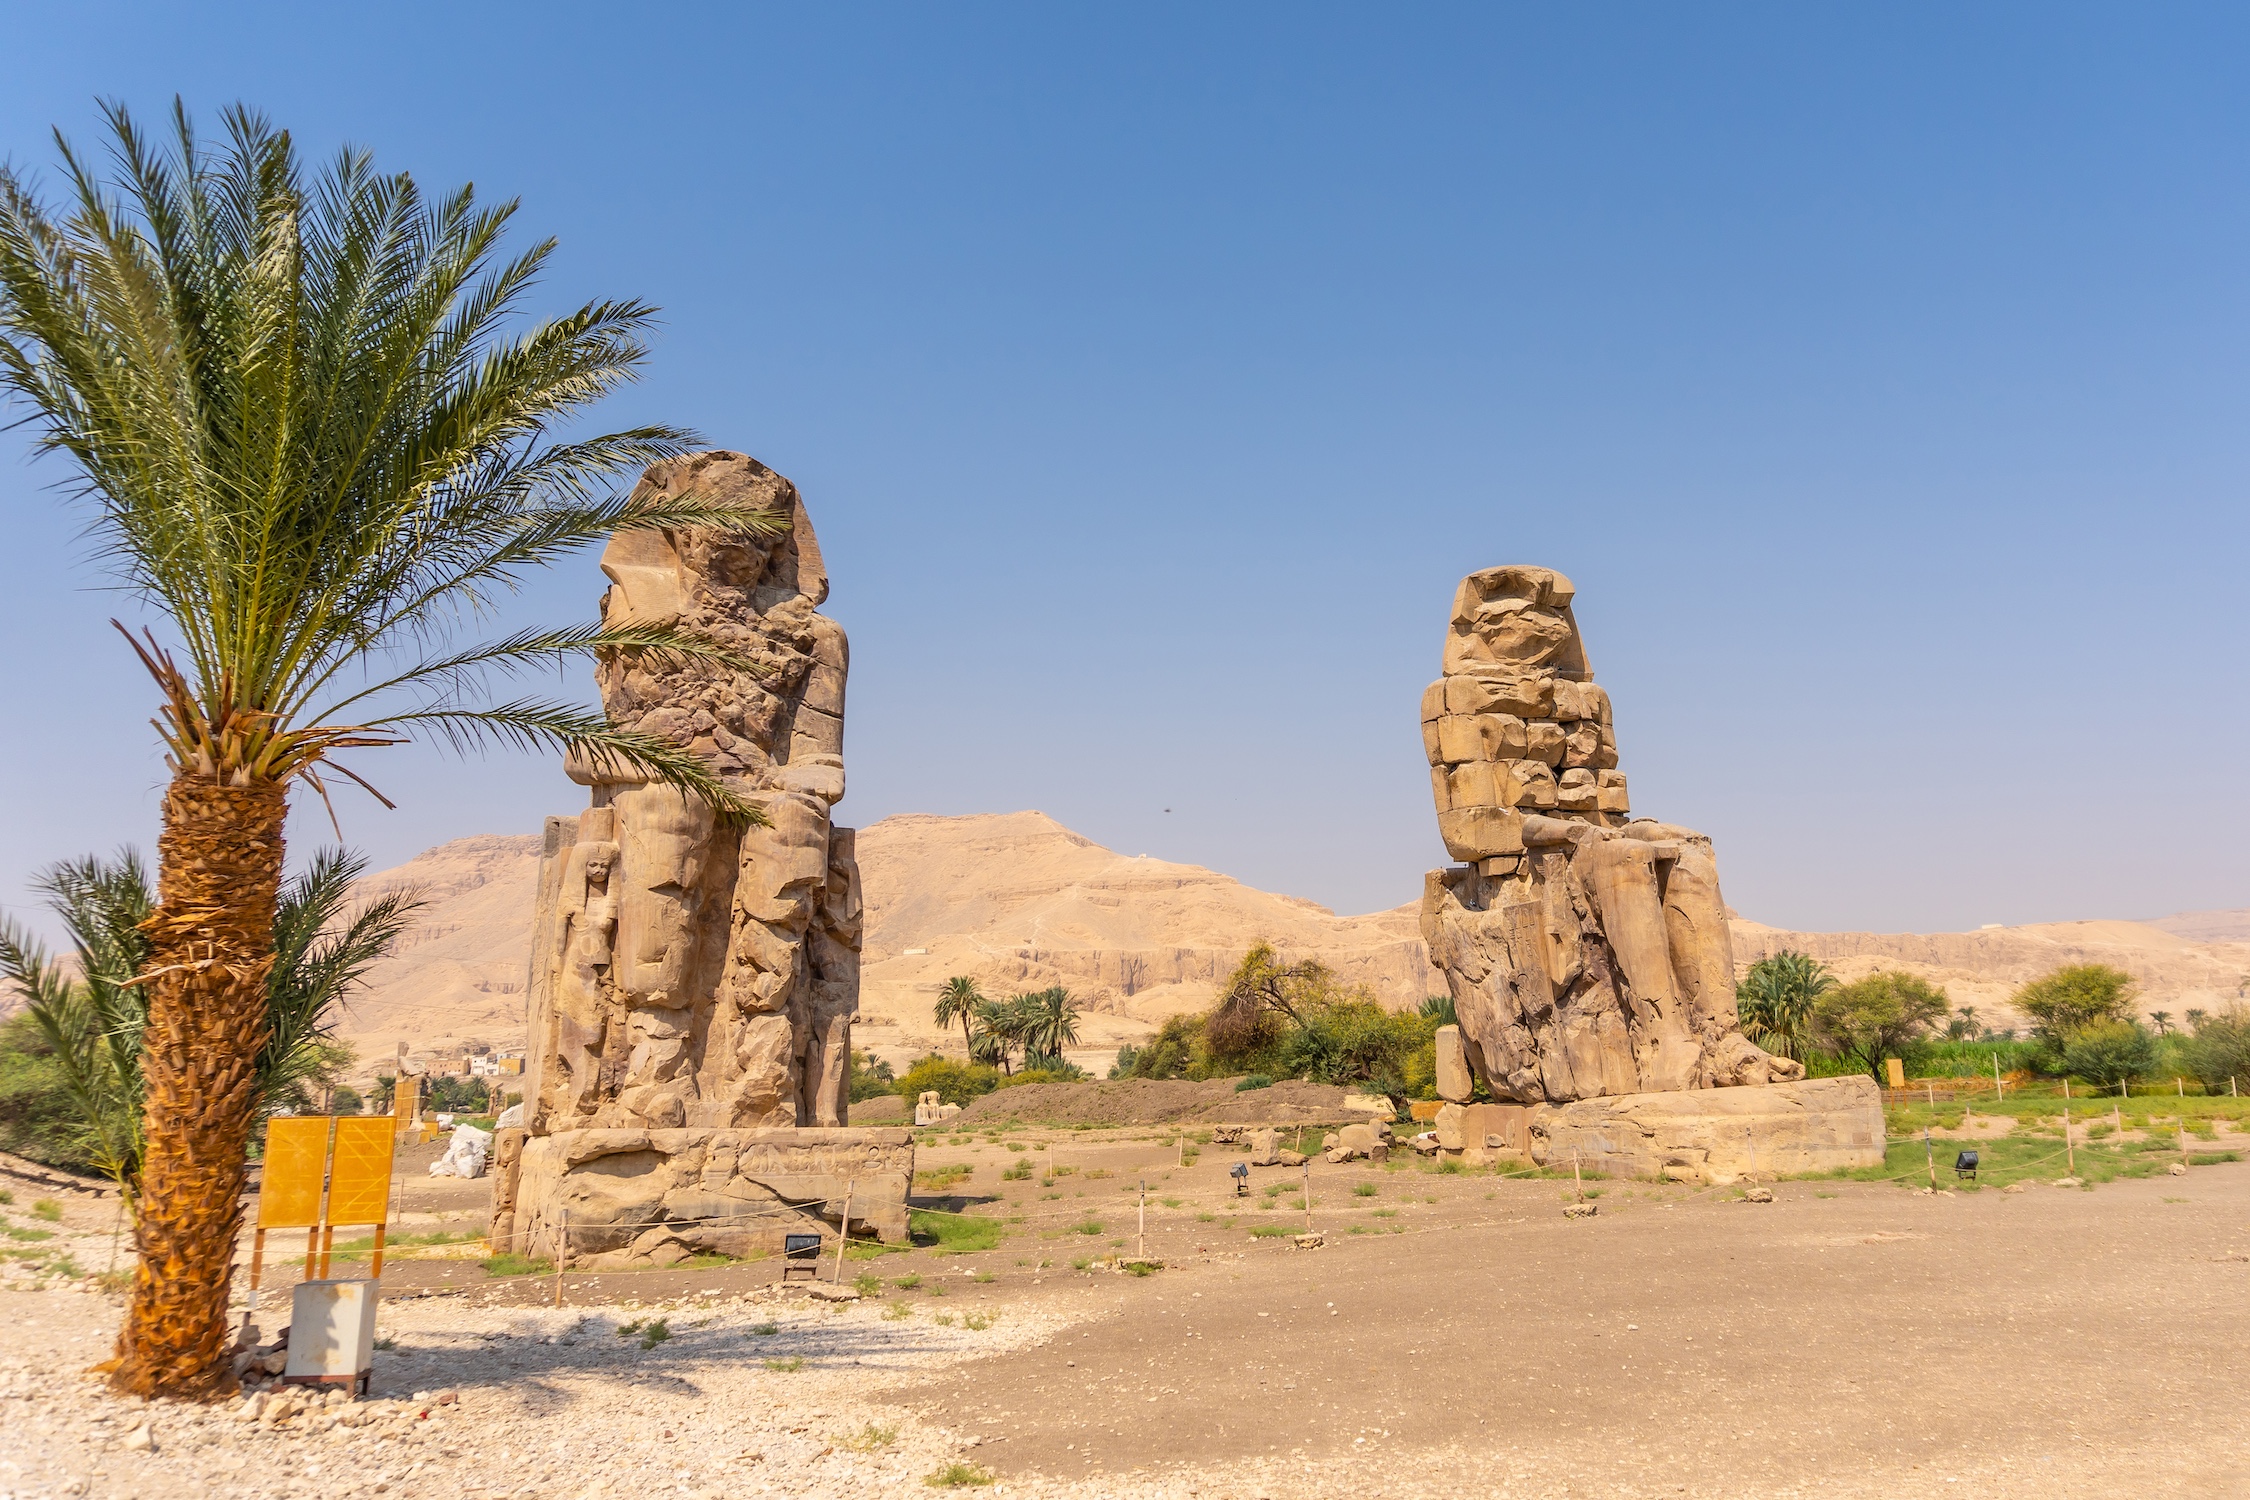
xmin=1018 ymin=986 xmax=1081 ymax=1066
xmin=894 ymin=1055 xmax=1003 ymax=1108
xmin=933 ymin=977 xmax=984 ymax=1058
xmin=2177 ymin=1005 xmax=2250 ymax=1096
xmin=0 ymin=104 xmax=770 ymax=1395
xmin=330 ymin=1085 xmax=364 ymax=1116
xmin=847 ymin=1048 xmax=896 ymax=1103
xmin=1734 ymin=950 xmax=1836 ymax=1062
xmin=1810 ymin=971 xmax=1950 ymax=1084
xmin=2147 ymin=1010 xmax=2174 ymax=1038
xmin=0 ymin=847 xmax=415 ymax=1189
xmin=1418 ymin=993 xmax=1459 ymax=1028
xmin=2011 ymin=964 xmax=2137 ymax=1065
xmin=2061 ymin=1020 xmax=2156 ymax=1091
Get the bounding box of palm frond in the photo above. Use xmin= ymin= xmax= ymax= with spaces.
xmin=0 ymin=101 xmax=758 ymax=814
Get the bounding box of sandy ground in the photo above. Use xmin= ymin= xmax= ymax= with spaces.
xmin=4 ymin=1134 xmax=2249 ymax=1498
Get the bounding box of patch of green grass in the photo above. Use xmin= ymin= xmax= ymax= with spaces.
xmin=638 ymin=1319 xmax=671 ymax=1350
xmin=1353 ymin=1182 xmax=1379 ymax=1197
xmin=0 ymin=1189 xmax=12 ymax=1204
xmin=478 ymin=1252 xmax=552 ymax=1278
xmin=884 ymin=1300 xmax=914 ymax=1320
xmin=617 ymin=1318 xmax=646 ymax=1337
xmin=1249 ymin=1224 xmax=1294 ymax=1239
xmin=925 ymin=1460 xmax=993 ymax=1487
xmin=893 ymin=1273 xmax=923 ymax=1290
xmin=1001 ymin=1161 xmax=1034 ymax=1181
xmin=915 ymin=1164 xmax=975 ymax=1194
xmin=842 ymin=1423 xmax=899 ymax=1451
xmin=1126 ymin=1261 xmax=1155 ymax=1277
xmin=1 ymin=1223 xmax=54 ymax=1242
xmin=963 ymin=1311 xmax=994 ymax=1329
xmin=1195 ymin=1211 xmax=1217 ymax=1223
xmin=912 ymin=1210 xmax=1003 ymax=1255
xmin=1371 ymin=1208 xmax=1397 ymax=1218
xmin=970 ymin=1270 xmax=995 ymax=1284
xmin=1070 ymin=1257 xmax=1091 ymax=1271
xmin=933 ymin=1312 xmax=956 ymax=1326
xmin=751 ymin=1323 xmax=779 ymax=1336
xmin=855 ymin=1272 xmax=885 ymax=1296
xmin=764 ymin=1355 xmax=806 ymax=1372
xmin=1160 ymin=1196 xmax=1182 ymax=1208
xmin=31 ymin=1201 xmax=61 ymax=1223
xmin=1072 ymin=1219 xmax=1104 ymax=1235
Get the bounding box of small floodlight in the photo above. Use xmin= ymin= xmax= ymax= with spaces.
xmin=1954 ymin=1149 xmax=1978 ymax=1181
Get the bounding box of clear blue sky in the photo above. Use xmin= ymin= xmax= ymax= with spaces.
xmin=3 ymin=4 xmax=2245 ymax=934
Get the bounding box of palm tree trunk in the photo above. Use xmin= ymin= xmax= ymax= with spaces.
xmin=111 ymin=774 xmax=285 ymax=1398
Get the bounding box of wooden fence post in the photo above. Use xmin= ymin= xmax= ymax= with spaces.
xmin=833 ymin=1180 xmax=856 ymax=1283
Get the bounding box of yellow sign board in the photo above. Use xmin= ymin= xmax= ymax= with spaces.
xmin=327 ymin=1117 xmax=397 ymax=1227
xmin=259 ymin=1116 xmax=331 ymax=1228
xmin=1885 ymin=1057 xmax=1907 ymax=1089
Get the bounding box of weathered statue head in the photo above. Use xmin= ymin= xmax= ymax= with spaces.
xmin=1442 ymin=565 xmax=1590 ymax=681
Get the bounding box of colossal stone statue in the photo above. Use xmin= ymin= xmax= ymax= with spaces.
xmin=524 ymin=450 xmax=861 ymax=1134
xmin=498 ymin=452 xmax=910 ymax=1266
xmin=1419 ymin=565 xmax=1806 ymax=1105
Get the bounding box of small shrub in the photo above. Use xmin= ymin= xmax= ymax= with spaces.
xmin=854 ymin=1272 xmax=885 ymax=1296
xmin=963 ymin=1311 xmax=993 ymax=1329
xmin=893 ymin=1273 xmax=923 ymax=1290
xmin=970 ymin=1270 xmax=995 ymax=1284
xmin=638 ymin=1319 xmax=671 ymax=1350
xmin=751 ymin=1323 xmax=779 ymax=1336
xmin=1001 ymin=1161 xmax=1033 ymax=1181
xmin=616 ymin=1319 xmax=645 ymax=1338
xmin=1249 ymin=1224 xmax=1293 ymax=1238
xmin=764 ymin=1355 xmax=806 ymax=1372
xmin=916 ymin=1164 xmax=974 ymax=1193
xmin=1073 ymin=1219 xmax=1103 ymax=1235
xmin=883 ymin=1301 xmax=913 ymax=1321
xmin=1126 ymin=1261 xmax=1155 ymax=1278
xmin=1195 ymin=1211 xmax=1216 ymax=1223
xmin=1070 ymin=1257 xmax=1091 ymax=1270
xmin=31 ymin=1201 xmax=61 ymax=1223
xmin=842 ymin=1423 xmax=899 ymax=1451
xmin=1353 ymin=1182 xmax=1378 ymax=1197
xmin=1235 ymin=1074 xmax=1273 ymax=1092
xmin=925 ymin=1461 xmax=994 ymax=1488
xmin=0 ymin=1190 xmax=13 ymax=1204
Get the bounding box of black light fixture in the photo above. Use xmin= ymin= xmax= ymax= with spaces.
xmin=1954 ymin=1149 xmax=1979 ymax=1180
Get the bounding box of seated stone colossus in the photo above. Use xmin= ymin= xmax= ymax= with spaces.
xmin=491 ymin=450 xmax=910 ymax=1267
xmin=1419 ymin=565 xmax=1804 ymax=1104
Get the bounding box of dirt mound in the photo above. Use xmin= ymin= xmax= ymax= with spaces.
xmin=954 ymin=1077 xmax=1359 ymax=1127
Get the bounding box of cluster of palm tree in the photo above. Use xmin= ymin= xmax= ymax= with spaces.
xmin=1734 ymin=949 xmax=1838 ymax=1062
xmin=0 ymin=102 xmax=775 ymax=1395
xmin=933 ymin=977 xmax=1081 ymax=1074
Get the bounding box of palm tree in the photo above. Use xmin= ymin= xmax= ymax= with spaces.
xmin=1021 ymin=987 xmax=1081 ymax=1066
xmin=1735 ymin=950 xmax=1837 ymax=1063
xmin=972 ymin=997 xmax=1023 ymax=1074
xmin=0 ymin=847 xmax=418 ymax=1197
xmin=933 ymin=976 xmax=985 ymax=1058
xmin=0 ymin=103 xmax=772 ymax=1396
xmin=2149 ymin=1011 xmax=2175 ymax=1038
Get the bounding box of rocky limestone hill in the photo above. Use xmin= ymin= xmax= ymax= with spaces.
xmin=329 ymin=812 xmax=2250 ymax=1079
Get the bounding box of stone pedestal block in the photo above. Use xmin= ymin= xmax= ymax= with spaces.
xmin=508 ymin=1126 xmax=913 ymax=1267
xmin=1527 ymin=1076 xmax=1883 ymax=1184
